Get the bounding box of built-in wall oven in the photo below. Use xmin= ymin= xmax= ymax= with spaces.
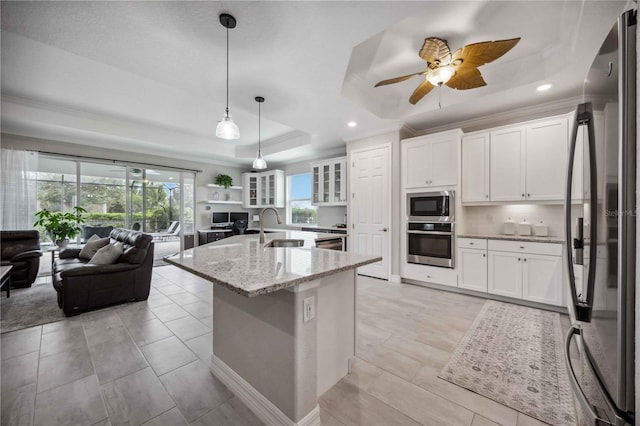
xmin=406 ymin=191 xmax=455 ymax=268
xmin=408 ymin=191 xmax=454 ymax=222
xmin=407 ymin=222 xmax=455 ymax=268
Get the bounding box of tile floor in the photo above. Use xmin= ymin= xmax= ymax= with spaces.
xmin=1 ymin=266 xmax=558 ymax=426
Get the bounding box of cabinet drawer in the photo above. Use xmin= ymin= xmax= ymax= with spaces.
xmin=487 ymin=240 xmax=562 ymax=256
xmin=457 ymin=238 xmax=487 ymax=250
xmin=402 ymin=263 xmax=457 ymax=287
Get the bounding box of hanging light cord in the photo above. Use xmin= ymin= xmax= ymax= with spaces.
xmin=257 ymin=101 xmax=261 ymax=155
xmin=225 ymin=24 xmax=229 ymax=115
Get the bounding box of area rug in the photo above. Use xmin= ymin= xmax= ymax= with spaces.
xmin=1 ymin=281 xmax=65 ymax=334
xmin=439 ymin=300 xmax=576 ymax=426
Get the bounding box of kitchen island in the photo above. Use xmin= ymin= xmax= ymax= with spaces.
xmin=165 ymin=231 xmax=381 ymax=426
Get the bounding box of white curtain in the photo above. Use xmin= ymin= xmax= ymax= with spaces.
xmin=1 ymin=149 xmax=38 ymax=230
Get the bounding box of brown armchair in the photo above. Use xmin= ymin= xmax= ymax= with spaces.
xmin=0 ymin=230 xmax=42 ymax=288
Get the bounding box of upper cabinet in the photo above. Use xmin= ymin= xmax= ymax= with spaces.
xmin=402 ymin=129 xmax=461 ymax=189
xmin=461 ymin=132 xmax=490 ymax=202
xmin=242 ymin=170 xmax=285 ymax=208
xmin=312 ymin=157 xmax=347 ymax=206
xmin=462 ymin=115 xmax=570 ymax=204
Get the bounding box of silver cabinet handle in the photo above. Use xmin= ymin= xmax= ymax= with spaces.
xmin=517 ymin=258 xmax=521 ymax=261
xmin=482 ymin=254 xmax=486 ymax=257
xmin=485 ymin=194 xmax=489 ymax=199
xmin=527 ymin=193 xmax=531 ymax=197
xmin=524 ymin=258 xmax=527 ymax=262
xmin=521 ymin=193 xmax=525 ymax=198
xmin=519 ymin=246 xmax=525 ymax=249
xmin=469 ymin=242 xmax=474 ymax=245
xmin=379 ymin=228 xmax=388 ymax=232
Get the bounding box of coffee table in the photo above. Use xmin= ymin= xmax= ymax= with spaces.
xmin=1 ymin=264 xmax=13 ymax=298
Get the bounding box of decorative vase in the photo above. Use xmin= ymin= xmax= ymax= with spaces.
xmin=55 ymin=238 xmax=69 ymax=249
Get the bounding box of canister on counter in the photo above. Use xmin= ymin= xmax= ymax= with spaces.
xmin=503 ymin=217 xmax=516 ymax=235
xmin=518 ymin=219 xmax=531 ymax=236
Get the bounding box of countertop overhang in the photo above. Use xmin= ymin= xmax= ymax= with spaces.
xmin=164 ymin=231 xmax=379 ymax=297
xmin=458 ymin=233 xmax=564 ymax=244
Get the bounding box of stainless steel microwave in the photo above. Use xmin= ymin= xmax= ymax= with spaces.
xmin=407 ymin=191 xmax=454 ymax=222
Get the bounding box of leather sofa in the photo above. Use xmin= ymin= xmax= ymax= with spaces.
xmin=0 ymin=230 xmax=42 ymax=288
xmin=53 ymin=228 xmax=154 ymax=316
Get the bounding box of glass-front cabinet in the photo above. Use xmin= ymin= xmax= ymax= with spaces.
xmin=311 ymin=157 xmax=347 ymax=206
xmin=242 ymin=170 xmax=284 ymax=208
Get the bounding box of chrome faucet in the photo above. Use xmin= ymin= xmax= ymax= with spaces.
xmin=259 ymin=207 xmax=282 ymax=244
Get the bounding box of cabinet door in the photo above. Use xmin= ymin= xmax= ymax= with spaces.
xmin=490 ymin=127 xmax=525 ymax=201
xmin=333 ymin=160 xmax=347 ymax=204
xmin=522 ymin=254 xmax=563 ymax=306
xmin=525 ymin=118 xmax=568 ymax=201
xmin=260 ymin=174 xmax=269 ymax=206
xmin=403 ymin=139 xmax=430 ymax=188
xmin=457 ymin=248 xmax=488 ymax=292
xmin=243 ymin=174 xmax=259 ymax=208
xmin=430 ymin=136 xmax=458 ymax=186
xmin=461 ymin=133 xmax=490 ymax=203
xmin=322 ymin=163 xmax=331 ymax=203
xmin=273 ymin=170 xmax=285 ymax=208
xmin=312 ymin=165 xmax=321 ymax=204
xmin=488 ymin=250 xmax=522 ymax=298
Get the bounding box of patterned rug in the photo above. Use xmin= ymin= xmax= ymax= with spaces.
xmin=1 ymin=280 xmax=65 ymax=334
xmin=439 ymin=300 xmax=576 ymax=425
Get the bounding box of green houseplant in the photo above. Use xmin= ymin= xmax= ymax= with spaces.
xmin=33 ymin=206 xmax=87 ymax=247
xmin=215 ymin=173 xmax=233 ymax=189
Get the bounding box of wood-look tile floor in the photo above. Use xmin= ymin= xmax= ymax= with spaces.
xmin=1 ymin=266 xmax=559 ymax=426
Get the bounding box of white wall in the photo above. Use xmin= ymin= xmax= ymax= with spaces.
xmin=461 ymin=204 xmax=566 ymax=237
xmin=1 ymin=133 xmax=250 ymax=233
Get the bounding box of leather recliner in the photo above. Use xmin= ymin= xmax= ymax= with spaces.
xmin=52 ymin=228 xmax=154 ymax=316
xmin=0 ymin=230 xmax=42 ymax=288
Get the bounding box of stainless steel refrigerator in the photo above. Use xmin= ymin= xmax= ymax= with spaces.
xmin=564 ymin=8 xmax=636 ymax=426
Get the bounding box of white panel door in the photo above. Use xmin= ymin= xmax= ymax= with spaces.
xmin=488 ymin=250 xmax=522 ymax=298
xmin=522 ymin=254 xmax=563 ymax=306
xmin=461 ymin=133 xmax=490 ymax=202
xmin=490 ymin=127 xmax=525 ymax=201
xmin=457 ymin=248 xmax=488 ymax=292
xmin=525 ymin=118 xmax=568 ymax=201
xmin=350 ymin=145 xmax=390 ymax=280
xmin=430 ymin=137 xmax=458 ymax=186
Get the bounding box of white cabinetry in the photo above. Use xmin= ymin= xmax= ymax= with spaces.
xmin=461 ymin=132 xmax=490 ymax=202
xmin=490 ymin=126 xmax=525 ymax=201
xmin=524 ymin=118 xmax=568 ymax=201
xmin=312 ymin=157 xmax=347 ymax=206
xmin=242 ymin=170 xmax=285 ymax=208
xmin=487 ymin=240 xmax=563 ymax=306
xmin=457 ymin=238 xmax=488 ymax=292
xmin=402 ymin=129 xmax=461 ymax=189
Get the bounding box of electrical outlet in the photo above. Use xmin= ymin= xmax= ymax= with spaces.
xmin=303 ymin=296 xmax=315 ymax=322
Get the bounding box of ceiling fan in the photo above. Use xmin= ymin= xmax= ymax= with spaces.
xmin=375 ymin=37 xmax=520 ymax=105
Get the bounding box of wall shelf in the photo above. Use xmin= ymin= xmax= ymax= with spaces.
xmin=206 ymin=184 xmax=243 ymax=190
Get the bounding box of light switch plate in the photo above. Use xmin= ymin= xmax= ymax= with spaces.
xmin=303 ymin=296 xmax=315 ymax=322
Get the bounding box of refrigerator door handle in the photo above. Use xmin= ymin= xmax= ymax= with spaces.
xmin=564 ymin=326 xmax=614 ymax=425
xmin=564 ymin=102 xmax=598 ymax=322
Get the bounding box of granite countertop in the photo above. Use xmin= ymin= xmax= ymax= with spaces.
xmin=164 ymin=231 xmax=378 ymax=297
xmin=458 ymin=233 xmax=564 ymax=244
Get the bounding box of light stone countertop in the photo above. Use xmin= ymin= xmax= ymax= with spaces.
xmin=458 ymin=233 xmax=564 ymax=244
xmin=164 ymin=231 xmax=376 ymax=297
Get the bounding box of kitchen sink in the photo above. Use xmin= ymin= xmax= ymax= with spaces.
xmin=264 ymin=239 xmax=304 ymax=248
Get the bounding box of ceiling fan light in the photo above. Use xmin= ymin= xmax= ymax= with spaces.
xmin=426 ymin=67 xmax=455 ymax=86
xmin=252 ymin=155 xmax=267 ymax=170
xmin=216 ymin=112 xmax=240 ymax=140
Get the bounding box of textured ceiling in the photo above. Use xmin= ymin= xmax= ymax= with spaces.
xmin=0 ymin=1 xmax=630 ymax=167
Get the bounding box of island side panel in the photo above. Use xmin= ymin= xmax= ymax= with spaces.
xmin=316 ymin=269 xmax=356 ymax=396
xmin=212 ymin=282 xmax=318 ymax=423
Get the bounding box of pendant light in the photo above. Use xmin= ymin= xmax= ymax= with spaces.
xmin=252 ymin=96 xmax=267 ymax=170
xmin=216 ymin=13 xmax=240 ymax=140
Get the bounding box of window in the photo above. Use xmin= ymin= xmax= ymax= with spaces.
xmin=287 ymin=173 xmax=317 ymax=225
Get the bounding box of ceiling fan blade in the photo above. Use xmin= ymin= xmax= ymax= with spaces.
xmin=451 ymin=37 xmax=520 ymax=69
xmin=445 ymin=67 xmax=487 ymax=90
xmin=374 ymin=71 xmax=427 ymax=87
xmin=419 ymin=37 xmax=451 ymax=64
xmin=409 ymin=80 xmax=435 ymax=104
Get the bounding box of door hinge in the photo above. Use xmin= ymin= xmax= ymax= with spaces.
xmin=352 ymin=161 xmax=355 ymax=168
xmin=352 ymin=193 xmax=355 ymax=199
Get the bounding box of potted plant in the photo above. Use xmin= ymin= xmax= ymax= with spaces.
xmin=215 ymin=173 xmax=233 ymax=189
xmin=33 ymin=206 xmax=87 ymax=248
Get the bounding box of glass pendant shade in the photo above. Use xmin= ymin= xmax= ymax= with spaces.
xmin=426 ymin=66 xmax=455 ymax=86
xmin=216 ymin=110 xmax=240 ymax=140
xmin=252 ymin=155 xmax=267 ymax=170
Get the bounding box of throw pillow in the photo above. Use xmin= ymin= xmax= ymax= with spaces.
xmin=89 ymin=242 xmax=123 ymax=265
xmin=79 ymin=235 xmax=110 ymax=260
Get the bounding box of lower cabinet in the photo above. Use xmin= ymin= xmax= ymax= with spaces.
xmin=198 ymin=230 xmax=231 ymax=245
xmin=458 ymin=238 xmax=564 ymax=307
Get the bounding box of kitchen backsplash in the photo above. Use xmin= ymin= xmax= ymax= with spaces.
xmin=462 ymin=204 xmax=576 ymax=237
xmin=317 ymin=206 xmax=347 ymax=227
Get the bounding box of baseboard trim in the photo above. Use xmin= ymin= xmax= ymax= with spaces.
xmin=390 ymin=274 xmax=401 ymax=283
xmin=210 ymin=354 xmax=321 ymax=426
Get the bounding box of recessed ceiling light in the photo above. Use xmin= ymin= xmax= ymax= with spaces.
xmin=347 ymin=121 xmax=357 ymax=127
xmin=536 ymin=84 xmax=552 ymax=92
